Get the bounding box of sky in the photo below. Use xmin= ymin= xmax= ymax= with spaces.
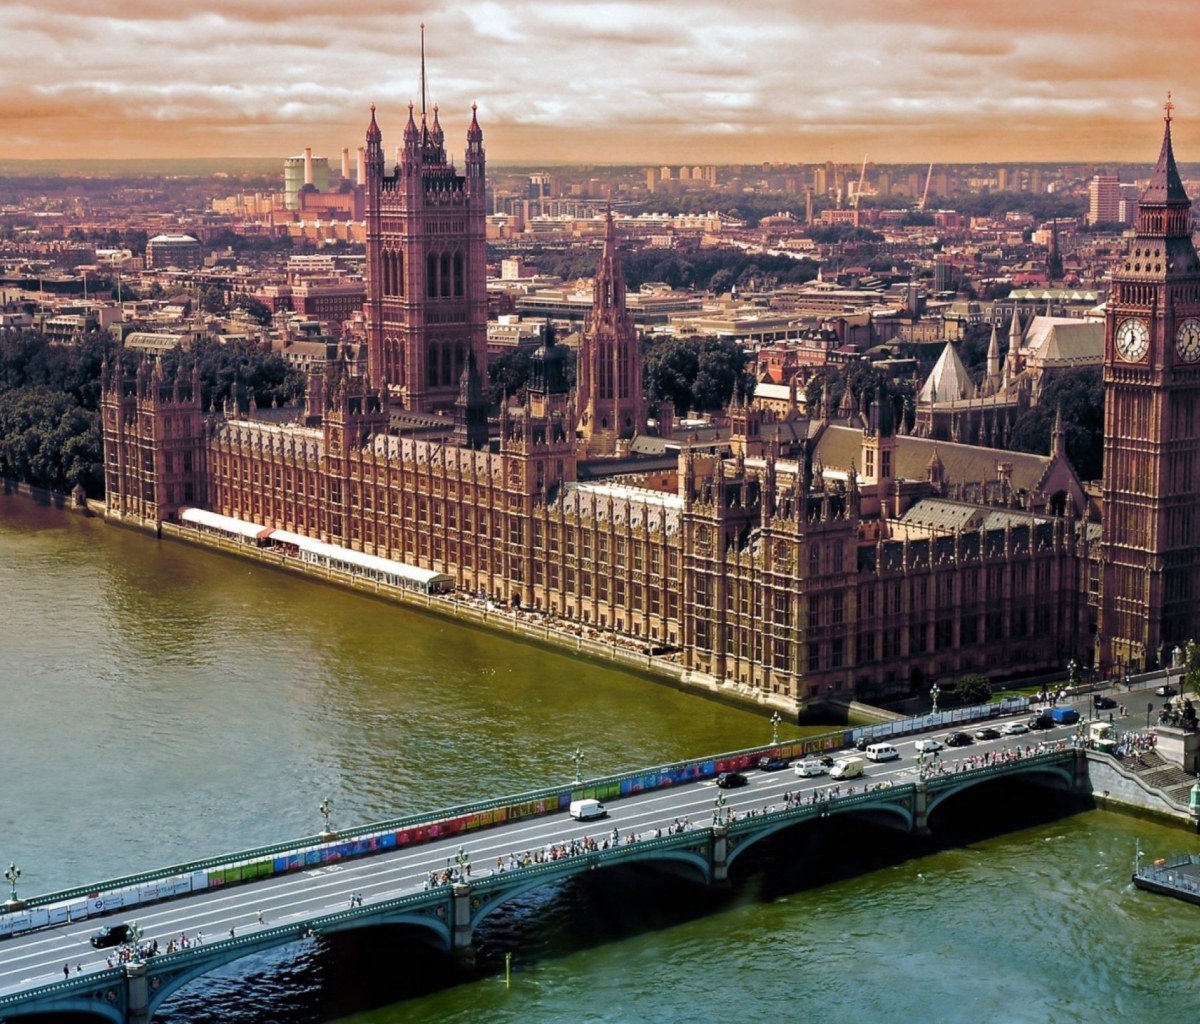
xmin=1 ymin=0 xmax=1198 ymax=166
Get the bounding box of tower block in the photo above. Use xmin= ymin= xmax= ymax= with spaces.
xmin=364 ymin=31 xmax=487 ymax=413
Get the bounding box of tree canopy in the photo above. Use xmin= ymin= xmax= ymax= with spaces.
xmin=643 ymin=336 xmax=755 ymax=415
xmin=514 ymin=246 xmax=819 ymax=294
xmin=1009 ymin=368 xmax=1105 ymax=481
xmin=0 ymin=328 xmax=304 ymax=497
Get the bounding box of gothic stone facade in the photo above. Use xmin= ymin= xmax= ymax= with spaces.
xmin=101 ymin=358 xmax=1090 ymax=704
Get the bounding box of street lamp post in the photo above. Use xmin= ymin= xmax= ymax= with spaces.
xmin=917 ymin=748 xmax=927 ymax=781
xmin=570 ymin=747 xmax=585 ymax=785
xmin=318 ymin=799 xmax=335 ymax=840
xmin=127 ymin=922 xmax=143 ymax=960
xmin=930 ymin=681 xmax=941 ymax=716
xmin=770 ymin=711 xmax=782 ymax=747
xmin=714 ymin=790 xmax=727 ymax=827
xmin=455 ymin=845 xmax=470 ymax=880
xmin=3 ymin=862 xmax=21 ymax=910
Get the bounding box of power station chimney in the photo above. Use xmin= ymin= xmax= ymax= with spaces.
xmin=341 ymin=147 xmax=351 ymax=180
xmin=357 ymin=146 xmax=366 ymax=185
xmin=304 ymin=147 xmax=314 ymax=186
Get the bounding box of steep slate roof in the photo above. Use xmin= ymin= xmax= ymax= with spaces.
xmin=917 ymin=342 xmax=973 ymax=404
xmin=1021 ymin=316 xmax=1104 ymax=367
xmin=900 ymin=498 xmax=1054 ymax=533
xmin=813 ymin=425 xmax=1056 ymax=494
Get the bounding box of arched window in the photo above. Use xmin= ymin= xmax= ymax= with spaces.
xmin=440 ymin=253 xmax=451 ymax=297
xmin=809 ymin=545 xmax=820 ymax=577
xmin=427 ymin=253 xmax=437 ymax=298
xmin=427 ymin=343 xmax=439 ymax=387
xmin=455 ymin=343 xmax=465 ymax=379
xmin=453 ymin=252 xmax=464 ymax=297
xmin=395 ymin=251 xmax=404 ymax=296
xmin=442 ymin=344 xmax=452 ymax=386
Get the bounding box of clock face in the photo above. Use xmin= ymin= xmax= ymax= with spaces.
xmin=1176 ymin=318 xmax=1200 ymax=363
xmin=1115 ymin=317 xmax=1150 ymax=362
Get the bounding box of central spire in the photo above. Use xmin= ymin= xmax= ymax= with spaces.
xmin=420 ymin=22 xmax=428 ymax=121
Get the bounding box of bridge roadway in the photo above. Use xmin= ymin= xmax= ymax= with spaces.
xmin=0 ymin=712 xmax=1084 ymax=1019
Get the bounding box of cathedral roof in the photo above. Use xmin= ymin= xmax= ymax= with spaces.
xmin=1021 ymin=317 xmax=1104 ymax=367
xmin=917 ymin=342 xmax=972 ymax=404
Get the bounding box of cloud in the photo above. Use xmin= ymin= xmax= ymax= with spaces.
xmin=0 ymin=1 xmax=1196 ymax=162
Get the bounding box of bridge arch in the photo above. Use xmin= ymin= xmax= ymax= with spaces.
xmin=924 ymin=763 xmax=1075 ymax=820
xmin=0 ymin=996 xmax=125 ymax=1024
xmin=147 ymin=909 xmax=452 ymax=1017
xmin=724 ymin=800 xmax=915 ymax=869
xmin=469 ymin=847 xmax=713 ymax=931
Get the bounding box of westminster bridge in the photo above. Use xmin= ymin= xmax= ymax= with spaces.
xmin=0 ymin=730 xmax=1083 ymax=1024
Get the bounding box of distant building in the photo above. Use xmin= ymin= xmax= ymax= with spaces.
xmin=1087 ymin=174 xmax=1122 ymax=226
xmin=145 ymin=235 xmax=201 ymax=271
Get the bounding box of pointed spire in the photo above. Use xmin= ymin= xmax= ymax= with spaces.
xmin=592 ymin=204 xmax=626 ymax=311
xmin=404 ymin=101 xmax=418 ymax=142
xmin=1051 ymin=403 xmax=1066 ymax=459
xmin=1008 ymin=308 xmax=1022 ymax=347
xmin=430 ymin=103 xmax=444 ymax=148
xmin=366 ymin=103 xmax=382 ymax=144
xmin=1141 ymin=92 xmax=1189 ymax=205
xmin=986 ymin=321 xmax=1000 ymax=380
xmin=467 ymin=102 xmax=482 ymax=142
xmin=419 ymin=22 xmax=428 ymax=120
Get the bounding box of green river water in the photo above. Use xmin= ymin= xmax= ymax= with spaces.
xmin=1 ymin=492 xmax=1197 ymax=1023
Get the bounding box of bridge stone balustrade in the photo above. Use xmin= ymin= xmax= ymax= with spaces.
xmin=0 ymin=749 xmax=1079 ymax=1024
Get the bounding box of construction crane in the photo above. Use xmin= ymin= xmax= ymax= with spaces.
xmin=851 ymin=153 xmax=869 ymax=209
xmin=917 ymin=162 xmax=934 ymax=212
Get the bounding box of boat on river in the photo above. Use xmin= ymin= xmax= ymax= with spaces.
xmin=1132 ymin=843 xmax=1200 ymax=905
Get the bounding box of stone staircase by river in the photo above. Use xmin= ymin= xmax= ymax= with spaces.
xmin=1121 ymin=749 xmax=1195 ymax=805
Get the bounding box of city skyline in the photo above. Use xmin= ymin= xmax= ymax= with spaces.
xmin=1 ymin=1 xmax=1196 ymax=166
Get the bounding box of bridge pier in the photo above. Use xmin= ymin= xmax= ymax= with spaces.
xmin=1072 ymin=748 xmax=1090 ymax=794
xmin=710 ymin=825 xmax=730 ymax=886
xmin=126 ymin=961 xmax=149 ymax=1024
xmin=913 ymin=782 xmax=932 ymax=837
xmin=450 ymin=882 xmax=474 ymax=956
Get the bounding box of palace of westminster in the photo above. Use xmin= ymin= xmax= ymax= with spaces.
xmin=100 ymin=84 xmax=1200 ymax=707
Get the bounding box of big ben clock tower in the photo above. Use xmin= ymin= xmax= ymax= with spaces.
xmin=1100 ymin=96 xmax=1200 ymax=671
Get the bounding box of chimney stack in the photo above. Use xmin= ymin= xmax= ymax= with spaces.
xmin=357 ymin=147 xmax=366 ymax=185
xmin=341 ymin=147 xmax=350 ymax=180
xmin=304 ymin=147 xmax=313 ymax=186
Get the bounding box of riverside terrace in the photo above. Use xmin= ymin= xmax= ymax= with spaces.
xmin=0 ymin=735 xmax=1083 ymax=1024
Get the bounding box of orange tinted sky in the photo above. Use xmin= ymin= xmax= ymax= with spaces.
xmin=1 ymin=0 xmax=1196 ymax=165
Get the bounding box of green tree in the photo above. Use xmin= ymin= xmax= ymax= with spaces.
xmin=486 ymin=346 xmax=535 ymax=407
xmin=0 ymin=386 xmax=101 ymax=494
xmin=1009 ymin=368 xmax=1105 ymax=480
xmin=643 ymin=336 xmax=753 ymax=414
xmin=234 ymin=295 xmax=272 ymax=326
xmin=200 ymin=285 xmax=227 ymax=315
xmin=954 ymin=673 xmax=993 ymax=707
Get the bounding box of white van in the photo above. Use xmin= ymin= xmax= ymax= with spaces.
xmin=829 ymin=756 xmax=865 ymax=780
xmin=864 ymin=743 xmax=899 ymax=762
xmin=795 ymin=759 xmax=826 ymax=777
xmin=569 ymin=798 xmax=607 ymax=821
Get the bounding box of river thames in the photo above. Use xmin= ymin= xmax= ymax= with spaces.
xmin=2 ymin=492 xmax=1198 ymax=1023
